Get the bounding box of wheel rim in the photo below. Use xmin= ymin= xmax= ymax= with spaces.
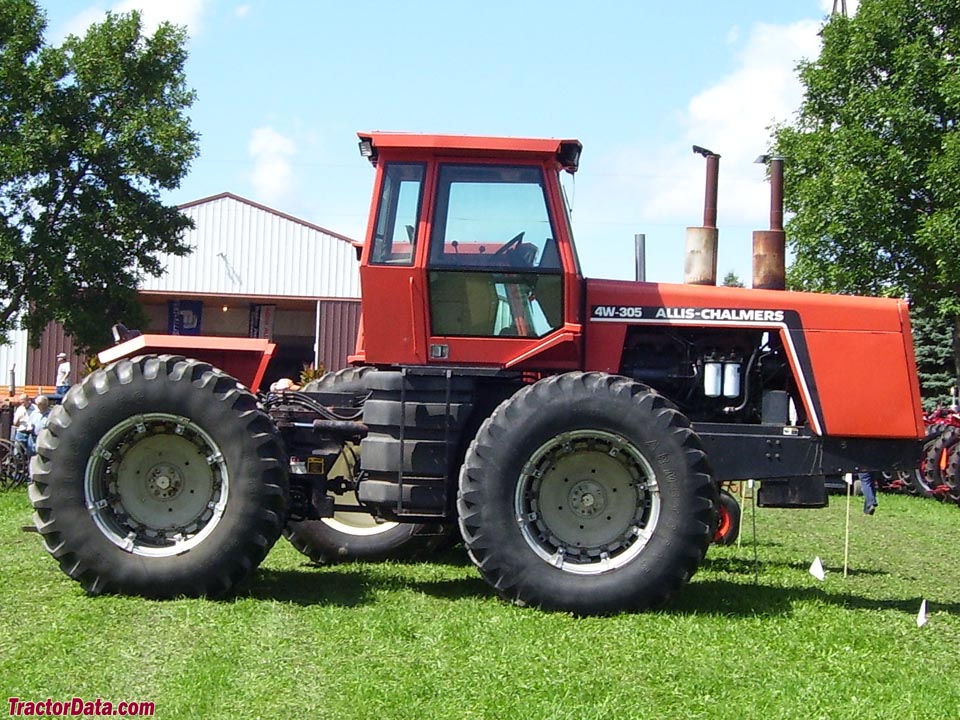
xmin=317 ymin=442 xmax=399 ymax=537
xmin=84 ymin=413 xmax=229 ymax=557
xmin=714 ymin=504 xmax=731 ymax=541
xmin=514 ymin=429 xmax=660 ymax=575
xmin=324 ymin=492 xmax=400 ymax=536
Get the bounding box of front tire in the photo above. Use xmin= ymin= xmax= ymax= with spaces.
xmin=29 ymin=355 xmax=288 ymax=597
xmin=457 ymin=372 xmax=716 ymax=614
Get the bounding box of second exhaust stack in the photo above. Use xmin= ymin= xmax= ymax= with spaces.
xmin=684 ymin=145 xmax=720 ymax=285
xmin=752 ymin=155 xmax=786 ymax=290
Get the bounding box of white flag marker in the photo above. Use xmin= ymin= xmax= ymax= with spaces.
xmin=809 ymin=556 xmax=826 ymax=581
xmin=917 ymin=599 xmax=928 ymax=627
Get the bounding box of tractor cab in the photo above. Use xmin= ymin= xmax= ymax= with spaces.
xmin=355 ymin=132 xmax=585 ymax=371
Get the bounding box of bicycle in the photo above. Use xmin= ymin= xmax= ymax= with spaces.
xmin=0 ymin=438 xmax=31 ymax=489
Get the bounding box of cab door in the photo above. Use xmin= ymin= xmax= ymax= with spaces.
xmin=424 ymin=161 xmax=581 ymax=369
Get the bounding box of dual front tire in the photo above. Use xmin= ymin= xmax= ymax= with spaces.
xmin=283 ymin=367 xmax=451 ymax=564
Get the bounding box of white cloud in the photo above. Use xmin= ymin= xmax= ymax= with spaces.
xmin=234 ymin=4 xmax=252 ymax=19
xmin=575 ymin=17 xmax=825 ymax=283
xmin=248 ymin=127 xmax=297 ymax=206
xmin=57 ymin=7 xmax=108 ymax=40
xmin=674 ymin=19 xmax=823 ymax=224
xmin=56 ymin=0 xmax=211 ymax=41
xmin=115 ymin=0 xmax=209 ymax=35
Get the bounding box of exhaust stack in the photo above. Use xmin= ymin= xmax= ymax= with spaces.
xmin=752 ymin=155 xmax=786 ymax=290
xmin=684 ymin=145 xmax=720 ymax=285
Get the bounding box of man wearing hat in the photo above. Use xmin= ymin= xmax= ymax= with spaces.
xmin=55 ymin=352 xmax=71 ymax=397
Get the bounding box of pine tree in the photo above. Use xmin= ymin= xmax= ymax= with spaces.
xmin=721 ymin=271 xmax=744 ymax=288
xmin=912 ymin=304 xmax=955 ymax=410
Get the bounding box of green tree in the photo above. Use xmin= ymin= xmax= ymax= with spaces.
xmin=772 ymin=0 xmax=960 ymax=368
xmin=911 ymin=303 xmax=955 ymax=409
xmin=0 ymin=0 xmax=198 ymax=352
xmin=721 ymin=270 xmax=744 ymax=288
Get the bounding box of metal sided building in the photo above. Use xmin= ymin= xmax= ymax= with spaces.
xmin=7 ymin=192 xmax=362 ymax=391
xmin=139 ymin=192 xmax=362 ymax=385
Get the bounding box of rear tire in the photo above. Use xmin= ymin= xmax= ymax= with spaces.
xmin=29 ymin=355 xmax=288 ymax=597
xmin=919 ymin=427 xmax=957 ymax=499
xmin=458 ymin=372 xmax=716 ymax=614
xmin=284 ymin=367 xmax=450 ymax=563
xmin=713 ymin=490 xmax=741 ymax=545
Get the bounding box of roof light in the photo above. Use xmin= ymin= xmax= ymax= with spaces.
xmin=557 ymin=141 xmax=581 ymax=173
xmin=358 ymin=137 xmax=378 ymax=164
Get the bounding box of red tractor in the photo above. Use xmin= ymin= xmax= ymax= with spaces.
xmin=29 ymin=133 xmax=925 ymax=614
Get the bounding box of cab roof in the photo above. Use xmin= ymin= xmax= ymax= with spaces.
xmin=357 ymin=132 xmax=582 ymax=173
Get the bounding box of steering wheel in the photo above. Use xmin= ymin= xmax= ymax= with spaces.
xmin=493 ymin=231 xmax=525 ymax=258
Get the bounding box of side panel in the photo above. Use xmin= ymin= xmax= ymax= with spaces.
xmin=584 ymin=280 xmax=924 ymax=440
xmin=359 ymin=268 xmax=428 ymax=365
xmin=804 ymin=329 xmax=920 ymax=437
xmin=357 ymin=159 xmax=430 ymax=366
xmin=695 ymin=423 xmax=921 ymax=480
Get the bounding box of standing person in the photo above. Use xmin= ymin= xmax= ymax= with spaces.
xmin=12 ymin=394 xmax=34 ymax=453
xmin=27 ymin=395 xmax=51 ymax=457
xmin=858 ymin=472 xmax=878 ymax=515
xmin=55 ymin=352 xmax=71 ymax=396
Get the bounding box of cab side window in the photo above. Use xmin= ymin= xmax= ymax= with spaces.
xmin=370 ymin=163 xmax=425 ymax=265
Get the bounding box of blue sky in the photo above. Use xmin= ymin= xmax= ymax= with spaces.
xmin=41 ymin=0 xmax=854 ymax=286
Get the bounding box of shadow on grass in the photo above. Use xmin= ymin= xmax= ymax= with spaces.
xmin=241 ymin=552 xmax=488 ymax=607
xmin=242 ymin=566 xmax=377 ymax=606
xmin=239 ymin=556 xmax=960 ymax=619
xmin=702 ymin=555 xmax=889 ymax=578
xmin=665 ymin=579 xmax=956 ymax=617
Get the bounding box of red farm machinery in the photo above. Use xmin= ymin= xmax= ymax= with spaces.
xmin=28 ymin=132 xmax=925 ymax=614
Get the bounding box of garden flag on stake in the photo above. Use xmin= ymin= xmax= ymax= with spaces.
xmin=917 ymin=600 xmax=928 ymax=627
xmin=809 ymin=556 xmax=825 ymax=581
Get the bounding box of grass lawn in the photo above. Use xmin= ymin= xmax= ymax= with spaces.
xmin=1 ymin=487 xmax=958 ymax=720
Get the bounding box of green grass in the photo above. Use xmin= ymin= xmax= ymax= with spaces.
xmin=1 ymin=488 xmax=958 ymax=720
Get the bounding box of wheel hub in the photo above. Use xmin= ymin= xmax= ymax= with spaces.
xmin=147 ymin=463 xmax=183 ymax=499
xmin=515 ymin=429 xmax=660 ymax=574
xmin=85 ymin=413 xmax=229 ymax=557
xmin=568 ymin=480 xmax=607 ymax=517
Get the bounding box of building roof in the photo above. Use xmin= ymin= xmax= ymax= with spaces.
xmin=139 ymin=192 xmax=361 ymax=299
xmin=179 ymin=192 xmax=361 ymax=248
